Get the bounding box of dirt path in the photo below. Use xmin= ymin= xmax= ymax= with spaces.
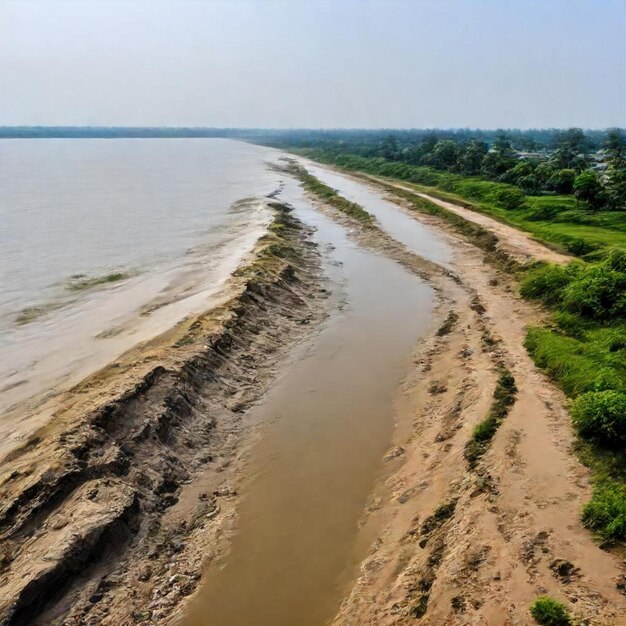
xmin=312 ymin=172 xmax=626 ymax=625
xmin=355 ymin=174 xmax=572 ymax=266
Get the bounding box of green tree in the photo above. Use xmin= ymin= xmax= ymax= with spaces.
xmin=481 ymin=150 xmax=515 ymax=179
xmin=550 ymin=128 xmax=588 ymax=171
xmin=547 ymin=169 xmax=576 ymax=194
xmin=604 ymin=128 xmax=625 ymax=166
xmin=604 ymin=129 xmax=626 ymax=209
xmin=606 ymin=168 xmax=626 ymax=210
xmin=481 ymin=131 xmax=517 ymax=179
xmin=379 ymin=135 xmax=399 ymax=160
xmin=459 ymin=140 xmax=488 ymax=175
xmin=574 ymin=170 xmax=605 ymax=210
xmin=493 ymin=130 xmax=516 ymax=159
xmin=431 ymin=140 xmax=460 ymax=169
xmin=534 ymin=161 xmax=556 ymax=186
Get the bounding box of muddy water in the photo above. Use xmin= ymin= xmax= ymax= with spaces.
xmin=184 ymin=179 xmax=438 ymax=626
xmin=304 ymin=161 xmax=452 ymax=267
xmin=0 ymin=139 xmax=278 ymax=452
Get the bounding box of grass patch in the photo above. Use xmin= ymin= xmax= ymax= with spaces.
xmin=524 ymin=326 xmax=626 ymax=397
xmin=529 ymin=596 xmax=572 ymax=625
xmin=465 ymin=369 xmax=517 ymax=468
xmin=436 ymin=311 xmax=459 ymax=336
xmin=581 ymin=479 xmax=626 ymax=542
xmin=522 ymin=248 xmax=626 ymax=541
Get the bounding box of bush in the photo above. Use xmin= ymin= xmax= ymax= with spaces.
xmin=565 ymin=238 xmax=600 ymax=256
xmin=604 ymin=247 xmax=626 ymax=273
xmin=562 ymin=265 xmax=626 ymax=319
xmin=530 ymin=597 xmax=572 ymax=625
xmin=520 ymin=264 xmax=579 ymax=305
xmin=489 ymin=186 xmax=527 ymax=210
xmin=571 ymin=390 xmax=626 ymax=446
xmin=582 ymin=479 xmax=626 ymax=541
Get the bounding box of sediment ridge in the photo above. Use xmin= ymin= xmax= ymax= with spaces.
xmin=0 ymin=202 xmax=326 ymax=625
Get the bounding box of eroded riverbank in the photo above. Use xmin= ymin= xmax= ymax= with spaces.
xmin=2 ymin=152 xmax=625 ymax=626
xmin=183 ymin=178 xmax=438 ymax=626
xmin=0 ymin=201 xmax=327 ymax=625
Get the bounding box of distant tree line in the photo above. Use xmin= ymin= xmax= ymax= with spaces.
xmin=262 ymin=127 xmax=626 ymax=211
xmin=0 ymin=126 xmax=261 ymax=139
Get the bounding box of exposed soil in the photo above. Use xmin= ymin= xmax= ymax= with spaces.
xmin=311 ymin=171 xmax=626 ymax=626
xmin=0 ymin=202 xmax=327 ymax=626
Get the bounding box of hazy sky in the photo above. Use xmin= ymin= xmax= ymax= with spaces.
xmin=1 ymin=0 xmax=624 ymax=128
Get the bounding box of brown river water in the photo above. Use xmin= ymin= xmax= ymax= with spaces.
xmin=184 ymin=173 xmax=450 ymax=626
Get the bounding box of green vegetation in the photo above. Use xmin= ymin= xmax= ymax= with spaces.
xmin=289 ymin=162 xmax=374 ymax=224
xmin=465 ymin=369 xmax=517 ymax=468
xmin=521 ymin=248 xmax=626 ymax=540
xmin=296 ymin=150 xmax=626 ymax=254
xmin=524 ymin=326 xmax=626 ymax=397
xmin=67 ymin=271 xmax=131 ymax=291
xmin=529 ymin=596 xmax=572 ymax=626
xmin=582 ymin=479 xmax=626 ymax=541
xmin=274 ymin=130 xmax=626 ymax=544
xmin=261 ymin=127 xmax=625 ymax=255
xmin=571 ymin=390 xmax=626 ymax=447
xmin=521 ymin=249 xmax=626 ymax=318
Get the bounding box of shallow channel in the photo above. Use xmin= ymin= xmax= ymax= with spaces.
xmin=183 ymin=173 xmax=448 ymax=626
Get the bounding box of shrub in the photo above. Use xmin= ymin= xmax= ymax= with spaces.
xmin=490 ymin=186 xmax=527 ymax=210
xmin=604 ymin=247 xmax=626 ymax=273
xmin=571 ymin=390 xmax=626 ymax=446
xmin=520 ymin=264 xmax=579 ymax=305
xmin=562 ymin=265 xmax=626 ymax=319
xmin=566 ymin=238 xmax=600 ymax=256
xmin=529 ymin=597 xmax=572 ymax=625
xmin=582 ymin=479 xmax=626 ymax=541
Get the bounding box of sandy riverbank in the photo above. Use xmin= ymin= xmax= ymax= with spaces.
xmin=299 ymin=165 xmax=626 ymax=625
xmin=1 ymin=161 xmax=625 ymax=626
xmin=0 ymin=201 xmax=328 ymax=625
